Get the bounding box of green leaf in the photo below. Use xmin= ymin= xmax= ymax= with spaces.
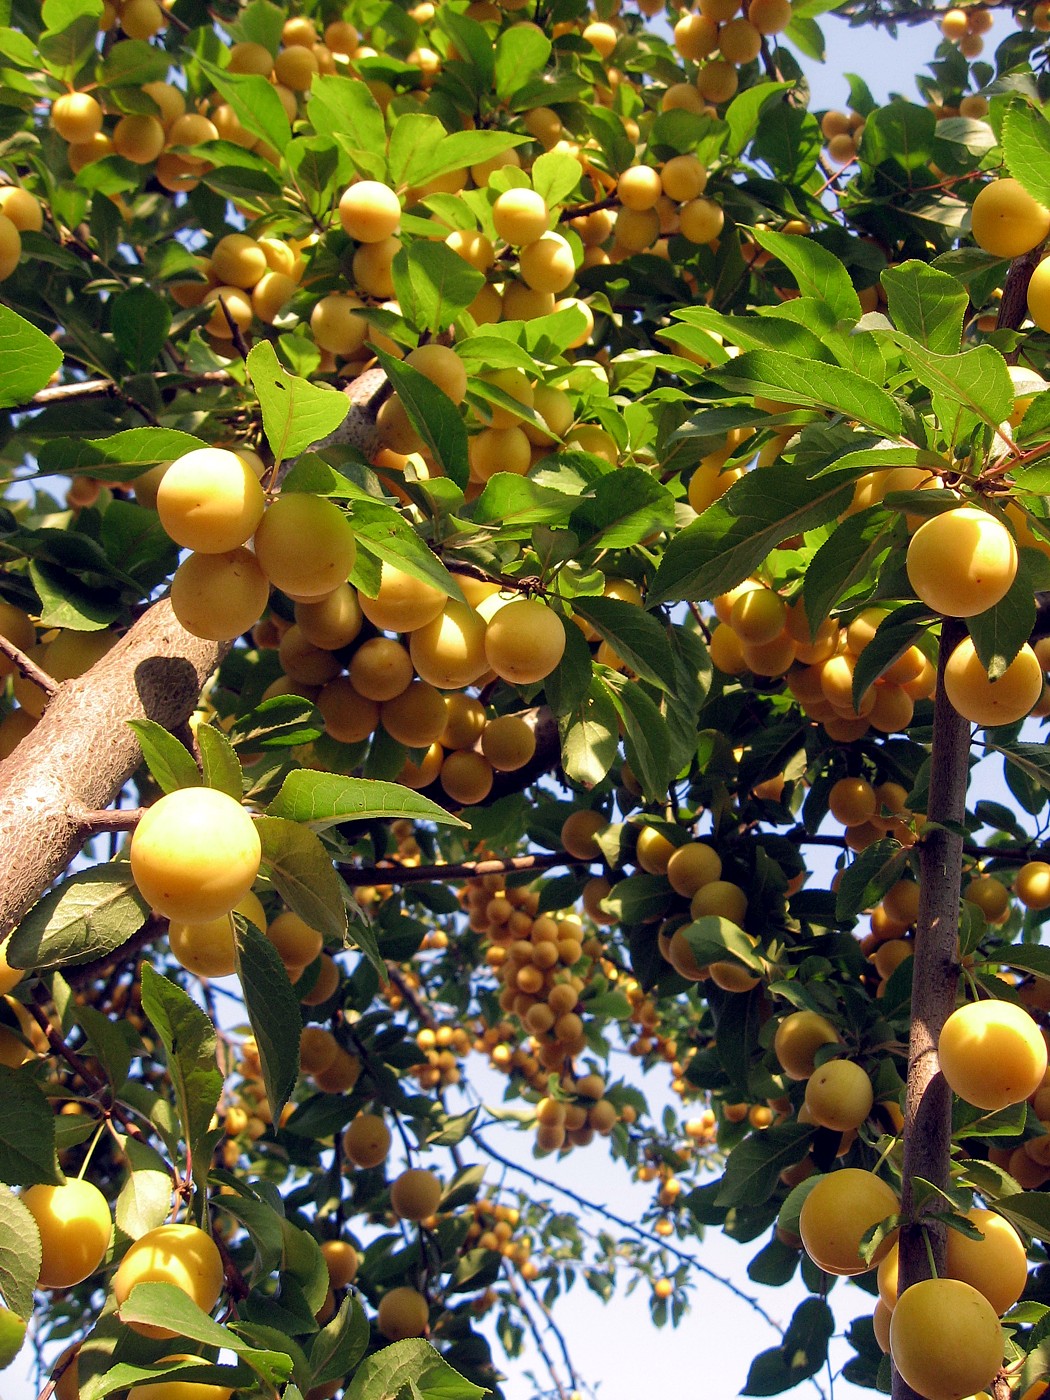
xmin=349 ymin=499 xmax=464 ymax=602
xmin=743 ymin=1299 xmax=834 ymax=1396
xmin=531 ymin=150 xmax=583 ymax=208
xmin=543 ymin=615 xmax=594 ymax=719
xmin=602 ymin=675 xmax=672 ymax=802
xmin=307 ymin=76 xmax=387 ymax=181
xmin=29 ymin=560 xmax=118 ymax=630
xmin=567 ymin=466 xmax=676 ymax=549
xmin=572 ymin=597 xmax=676 ymax=691
xmin=343 ymin=1339 xmax=484 ymax=1400
xmin=233 ymin=917 xmax=300 ymax=1122
xmin=197 ymin=723 xmax=243 ymax=800
xmin=75 ymin=1003 xmax=131 ymax=1089
xmin=36 ymin=428 xmax=208 ymax=481
xmin=266 ymin=770 xmax=467 ymax=829
xmin=967 ymin=549 xmax=1040 ymax=679
xmin=110 ymin=287 xmax=171 ymax=373
xmin=255 ymin=816 xmax=349 ymax=942
xmin=991 ymin=942 xmax=1050 ymax=980
xmin=558 ymin=676 xmax=619 ymax=788
xmin=835 ymin=839 xmax=909 ymax=920
xmin=127 ymin=718 xmax=201 ymax=793
xmin=372 ymin=349 xmax=468 ymax=488
xmin=881 ymin=260 xmax=967 ymax=356
xmin=119 ymin=1283 xmax=292 ymax=1386
xmin=198 ymin=59 xmax=292 ymax=155
xmin=708 ymin=351 xmax=901 ymax=437
xmin=994 ymin=1191 xmax=1050 ymax=1244
xmin=39 ymin=0 xmax=102 ymax=76
xmin=392 ymin=241 xmax=483 ymax=336
xmin=115 ymin=1139 xmax=174 ymax=1241
xmin=97 ymin=37 xmax=169 ymax=85
xmin=751 ymin=230 xmax=861 ymax=321
xmin=802 ymin=508 xmax=896 ymax=627
xmin=715 ymin=1122 xmax=815 ymax=1207
xmin=229 ymin=695 xmax=323 ymax=751
xmin=139 ymin=965 xmax=223 ymax=1200
xmin=494 ymin=26 xmax=551 ymax=103
xmin=851 ymin=604 xmax=928 ymax=699
xmin=0 ymin=1066 xmax=60 ymax=1187
xmin=724 ymin=81 xmax=793 ymax=158
xmin=82 ymin=1359 xmax=245 ymax=1400
xmin=308 ymin=1295 xmax=370 ymax=1388
xmin=1002 ymin=100 xmax=1050 ymax=209
xmin=881 ymin=335 xmax=1012 ymax=444
xmin=7 ymin=866 xmax=150 ymax=972
xmin=602 ymin=872 xmax=672 ymax=924
xmin=246 ymin=341 xmax=350 ymax=468
xmin=680 ymin=916 xmax=764 ymax=972
xmin=650 ymin=463 xmax=858 ymax=606
xmin=0 ymin=1186 xmax=41 ymax=1318
xmin=0 ymin=306 xmax=64 ymax=410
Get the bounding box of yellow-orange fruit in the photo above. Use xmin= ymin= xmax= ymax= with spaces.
xmin=484 ymin=600 xmax=566 ymax=684
xmin=130 ymin=788 xmax=260 ymax=923
xmin=113 ymin=1224 xmax=224 ymax=1337
xmin=23 ymin=1180 xmax=112 ymax=1289
xmin=905 ymin=507 xmax=1017 ymax=618
xmin=971 ymin=178 xmax=1050 ymax=259
xmin=889 ymin=1278 xmax=1003 ymax=1400
xmin=389 ymin=1168 xmax=442 ymax=1221
xmin=342 ymin=1113 xmax=391 ymax=1168
xmin=798 ymin=1168 xmax=900 ymax=1276
xmin=938 ymin=998 xmax=1047 ymax=1110
xmin=943 ymin=638 xmax=1043 ymax=727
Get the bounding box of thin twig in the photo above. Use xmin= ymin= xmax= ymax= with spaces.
xmin=502 ymin=1260 xmax=570 ymax=1400
xmin=218 ymin=297 xmax=251 ymax=361
xmin=339 ymin=852 xmax=591 ymax=887
xmin=37 ymin=1342 xmax=80 ymax=1400
xmin=26 ymin=990 xmax=144 ymax=1139
xmin=0 ymin=635 xmax=57 ymax=697
xmin=69 ymin=804 xmax=144 ymax=833
xmin=517 ymin=1265 xmax=582 ymax=1391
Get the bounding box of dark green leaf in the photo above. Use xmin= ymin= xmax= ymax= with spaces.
xmin=265 ymin=770 xmax=466 ymax=828
xmin=233 ymin=917 xmax=300 ymax=1122
xmin=708 ymin=351 xmax=901 ymax=436
xmin=139 ymin=965 xmax=223 ymax=1200
xmin=494 ymin=26 xmax=551 ymax=103
xmin=110 ymin=288 xmax=171 ymax=373
xmin=803 ymin=508 xmax=896 ymax=627
xmin=835 ymin=839 xmax=909 ymax=920
xmin=308 ymin=1295 xmax=370 ymax=1388
xmin=7 ymin=867 xmax=150 ymax=972
xmin=373 ymin=349 xmax=468 ymax=488
xmin=0 ymin=1066 xmax=60 ymax=1187
xmin=343 ymin=1339 xmax=484 ymax=1400
xmin=573 ymin=597 xmax=676 ymax=691
xmin=197 ymin=59 xmax=292 ymax=154
xmin=881 ymin=260 xmax=967 ymax=356
xmin=392 ymin=240 xmax=483 ymax=336
xmin=0 ymin=1186 xmax=42 ymax=1318
xmin=567 ymin=467 xmax=676 ymax=549
xmin=0 ymin=306 xmax=64 ymax=410
xmin=751 ymin=229 xmax=861 ymax=320
xmin=255 ymin=816 xmax=349 ymax=942
xmin=715 ymin=1123 xmax=815 ymax=1208
xmin=558 ymin=675 xmax=619 ymax=788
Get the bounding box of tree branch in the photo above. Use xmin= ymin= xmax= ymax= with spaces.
xmin=0 ymin=634 xmax=58 ymax=696
xmin=339 ymin=850 xmax=591 ymax=887
xmin=24 ymin=371 xmax=235 ymax=410
xmin=501 ymin=1260 xmax=570 ymax=1400
xmin=0 ymin=600 xmax=226 ymax=940
xmin=892 ymin=617 xmax=969 ymax=1400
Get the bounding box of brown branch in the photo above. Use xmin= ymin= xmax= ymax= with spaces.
xmin=997 ymin=244 xmax=1044 ymax=364
xmin=892 ymin=617 xmax=969 ymax=1400
xmin=558 ymin=194 xmax=618 ymax=223
xmin=217 ymin=297 xmax=251 ymax=362
xmin=502 ymin=1260 xmax=570 ymax=1400
xmin=69 ymin=804 xmax=144 ymax=833
xmin=516 ymin=1266 xmax=582 ymax=1392
xmin=25 ymin=371 xmax=235 ymax=410
xmin=27 ymin=989 xmax=144 ymax=1139
xmin=37 ymin=1342 xmax=80 ymax=1400
xmin=0 ymin=600 xmax=228 ymax=940
xmin=338 ymin=850 xmax=591 ymax=887
xmin=0 ymin=634 xmax=58 ymax=696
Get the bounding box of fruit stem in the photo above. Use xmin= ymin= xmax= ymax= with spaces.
xmin=892 ymin=616 xmax=969 ymax=1400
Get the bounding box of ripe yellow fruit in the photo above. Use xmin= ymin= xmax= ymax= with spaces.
xmin=381 ymin=681 xmax=448 ymax=747
xmin=317 ymin=677 xmax=379 ymax=743
xmin=690 ymin=880 xmax=748 ymax=924
xmin=211 ymin=233 xmax=267 ymax=289
xmin=804 ymin=1059 xmax=874 ymax=1131
xmin=338 ymin=180 xmax=401 ymax=242
xmin=170 ymin=548 xmax=270 ymax=641
xmin=358 ymin=562 xmax=447 ymax=633
xmin=254 ymin=495 xmax=357 ymax=599
xmin=963 ymin=873 xmax=1009 ymax=922
xmin=938 ymin=998 xmax=1048 ymax=1110
xmin=561 ymin=809 xmax=608 ymax=860
xmin=635 ymin=826 xmax=676 ymax=874
xmin=484 ymin=600 xmax=566 ymax=685
xmin=679 ymin=196 xmax=724 ymax=245
xmin=1027 ymin=255 xmax=1050 ymax=332
xmin=342 ymin=1113 xmax=392 ymax=1168
xmin=404 ymin=344 xmax=467 ymax=405
xmin=321 ymin=1238 xmax=359 ymax=1288
xmin=390 ymin=1168 xmax=443 ymax=1221
xmin=52 ymin=92 xmax=103 ymax=143
xmin=906 ymin=508 xmax=1017 ymax=618
xmin=156 ymin=449 xmax=266 ymax=554
xmin=729 ymin=588 xmax=786 ymax=645
xmin=943 ymin=637 xmax=1043 ymax=727
xmin=130 ymin=788 xmax=261 ymax=924
xmin=773 ymin=1011 xmax=840 ymax=1080
xmin=23 ymin=1180 xmax=112 ymax=1289
xmin=944 ymin=1208 xmax=1028 ymax=1316
xmin=971 ymin=178 xmax=1050 ymax=259
xmin=294 ymin=584 xmax=363 ymax=651
xmin=441 ymin=692 xmax=487 ymax=749
xmin=441 ymin=749 xmax=493 ymax=805
xmin=666 ymin=842 xmax=721 ymax=897
xmin=828 ymin=776 xmax=877 ymax=826
xmin=169 ymin=890 xmax=266 ymax=979
xmin=0 ymin=215 xmax=21 ymax=282
xmin=1017 ymin=860 xmax=1050 ymax=910
xmin=377 ymin=1286 xmax=429 ymax=1340
xmin=798 ymin=1168 xmax=900 ymax=1276
xmin=0 ymin=600 xmax=35 ymax=679
xmin=519 ymin=232 xmax=576 ymax=293
xmin=266 ymin=910 xmax=323 ymax=975
xmin=889 ymin=1279 xmax=1003 ymax=1400
xmin=349 ymin=637 xmax=413 ymax=701
xmin=480 ymin=715 xmax=536 ymax=771
xmin=310 ymin=294 xmax=367 ymax=356
xmin=492 ymin=189 xmax=550 ymax=246
xmin=114 ymin=1224 xmax=224 ymax=1337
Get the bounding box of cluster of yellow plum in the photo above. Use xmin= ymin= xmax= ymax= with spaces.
xmin=409 ymin=1023 xmax=469 ymax=1090
xmin=939 ymin=2 xmax=996 ymax=56
xmin=669 ymin=0 xmax=793 ymax=110
xmin=0 ymin=183 xmax=42 ymax=284
xmin=818 ymin=107 xmax=866 ymax=167
xmin=463 ymin=1197 xmax=534 ymax=1270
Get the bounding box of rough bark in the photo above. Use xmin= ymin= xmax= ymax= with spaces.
xmin=891 ymin=616 xmax=969 ymax=1400
xmin=0 ymin=600 xmax=225 ymax=940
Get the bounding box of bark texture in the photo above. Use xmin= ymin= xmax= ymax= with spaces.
xmin=891 ymin=616 xmax=969 ymax=1400
xmin=0 ymin=600 xmax=225 ymax=940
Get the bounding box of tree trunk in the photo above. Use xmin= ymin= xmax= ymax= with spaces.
xmin=891 ymin=616 xmax=969 ymax=1400
xmin=0 ymin=600 xmax=224 ymax=940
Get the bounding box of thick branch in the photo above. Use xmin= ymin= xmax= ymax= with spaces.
xmin=0 ymin=600 xmax=225 ymax=940
xmin=892 ymin=617 xmax=969 ymax=1400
